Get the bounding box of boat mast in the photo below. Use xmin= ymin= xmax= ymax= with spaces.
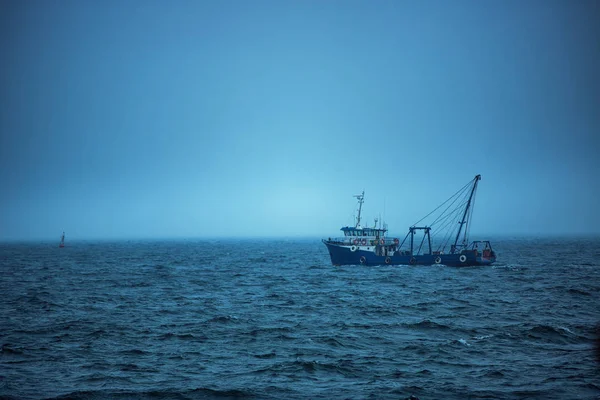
xmin=452 ymin=175 xmax=481 ymax=252
xmin=354 ymin=191 xmax=364 ymax=228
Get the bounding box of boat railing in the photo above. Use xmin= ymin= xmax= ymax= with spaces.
xmin=326 ymin=238 xmax=357 ymax=245
xmin=326 ymin=237 xmax=399 ymax=246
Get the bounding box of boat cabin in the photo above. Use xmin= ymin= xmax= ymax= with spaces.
xmin=341 ymin=227 xmax=386 ymax=239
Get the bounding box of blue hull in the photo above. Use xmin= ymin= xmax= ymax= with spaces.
xmin=323 ymin=241 xmax=495 ymax=267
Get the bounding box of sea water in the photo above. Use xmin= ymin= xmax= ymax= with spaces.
xmin=1 ymin=237 xmax=599 ymax=399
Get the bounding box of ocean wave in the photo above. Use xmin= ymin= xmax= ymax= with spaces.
xmin=246 ymin=326 xmax=296 ymax=339
xmin=253 ymin=359 xmax=361 ymax=378
xmin=482 ymin=369 xmax=505 ymax=378
xmin=1 ymin=344 xmax=24 ymax=355
xmin=158 ymin=332 xmax=203 ymax=341
xmin=117 ymin=363 xmax=159 ymax=373
xmin=471 ymin=334 xmax=494 ymax=341
xmin=492 ymin=264 xmax=525 ymax=271
xmin=118 ymin=348 xmax=150 ymax=355
xmin=207 ymin=315 xmax=239 ymax=324
xmin=528 ymin=325 xmax=574 ymax=336
xmin=524 ymin=324 xmax=584 ymax=344
xmin=252 ymin=351 xmax=277 ymax=359
xmin=3 ymin=238 xmax=600 ymax=399
xmin=404 ymin=320 xmax=452 ymax=330
xmin=85 ymin=329 xmax=108 ymax=337
xmin=567 ymin=288 xmax=591 ymax=296
xmin=43 ymin=387 xmax=257 ymax=400
xmin=12 ymin=323 xmax=75 ymax=336
xmin=77 ymin=373 xmax=135 ymax=384
xmin=313 ymin=336 xmax=347 ymax=347
xmin=248 ymin=257 xmax=268 ymax=263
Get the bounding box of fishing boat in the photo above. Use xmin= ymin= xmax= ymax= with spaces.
xmin=322 ymin=175 xmax=496 ymax=266
xmin=59 ymin=232 xmax=65 ymax=248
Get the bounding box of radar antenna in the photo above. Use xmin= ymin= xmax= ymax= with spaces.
xmin=353 ymin=191 xmax=364 ymax=228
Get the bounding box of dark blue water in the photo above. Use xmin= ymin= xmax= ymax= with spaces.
xmin=1 ymin=237 xmax=599 ymax=400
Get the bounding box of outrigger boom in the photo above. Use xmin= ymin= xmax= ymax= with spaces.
xmin=323 ymin=175 xmax=496 ymax=267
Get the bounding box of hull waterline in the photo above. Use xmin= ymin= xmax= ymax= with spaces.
xmin=323 ymin=240 xmax=495 ymax=267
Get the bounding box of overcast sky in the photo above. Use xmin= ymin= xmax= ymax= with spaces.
xmin=1 ymin=0 xmax=599 ymax=241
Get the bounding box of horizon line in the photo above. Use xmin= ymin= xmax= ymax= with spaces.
xmin=2 ymin=232 xmax=600 ymax=243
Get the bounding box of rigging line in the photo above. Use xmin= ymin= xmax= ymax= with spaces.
xmin=462 ymin=184 xmax=478 ymax=245
xmin=443 ymin=221 xmax=460 ymax=250
xmin=465 ymin=202 xmax=473 ymax=244
xmin=347 ymin=195 xmax=362 ymax=226
xmin=416 ymin=231 xmax=427 ymax=255
xmin=431 ymin=192 xmax=471 ymax=236
xmin=420 ymin=191 xmax=472 ymax=250
xmin=412 ymin=183 xmax=470 ymax=228
xmin=430 ymin=196 xmax=469 ymax=231
xmin=432 ymin=212 xmax=461 ymax=242
xmin=435 ymin=212 xmax=463 ymax=250
xmin=430 ymin=207 xmax=461 ymax=240
xmin=430 ymin=194 xmax=471 ymax=248
xmin=442 ymin=205 xmax=466 ymax=250
xmin=411 ymin=179 xmax=474 ymax=227
xmin=463 ymin=186 xmax=478 ymax=245
xmin=453 ymin=177 xmax=480 ymax=249
xmin=429 ymin=188 xmax=468 ymax=227
xmin=440 ymin=225 xmax=458 ymax=253
xmin=398 ymin=231 xmax=411 ymax=250
xmin=430 ymin=183 xmax=473 ymax=228
xmin=438 ymin=211 xmax=462 ymax=243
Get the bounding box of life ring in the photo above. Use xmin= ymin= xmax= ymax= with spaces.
xmin=380 ymin=239 xmax=385 ymax=245
xmin=360 ymin=256 xmax=366 ymax=264
xmin=459 ymin=254 xmax=467 ymax=263
xmin=393 ymin=238 xmax=399 ymax=245
xmin=409 ymin=257 xmax=416 ymax=265
xmin=385 ymin=257 xmax=391 ymax=264
xmin=350 ymin=245 xmax=357 ymax=252
xmin=361 ymin=239 xmax=367 ymax=245
xmin=353 ymin=239 xmax=359 ymax=245
xmin=435 ymin=256 xmax=441 ymax=264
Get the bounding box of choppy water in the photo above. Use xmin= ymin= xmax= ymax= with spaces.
xmin=1 ymin=237 xmax=599 ymax=400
